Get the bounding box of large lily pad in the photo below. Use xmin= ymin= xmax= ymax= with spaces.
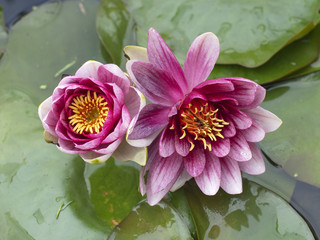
xmin=260 ymin=71 xmax=320 ymax=188
xmin=0 ymin=6 xmax=8 ymax=57
xmin=185 ymin=180 xmax=314 ymax=240
xmin=107 ymin=201 xmax=193 ymax=240
xmin=0 ymin=0 xmax=104 ymax=105
xmin=0 ymin=0 xmax=142 ymax=239
xmin=123 ymin=0 xmax=320 ymax=67
xmin=211 ymin=25 xmax=320 ymax=84
xmin=96 ymin=0 xmax=135 ymax=67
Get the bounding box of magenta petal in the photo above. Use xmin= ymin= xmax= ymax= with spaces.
xmin=140 ymin=137 xmax=160 ymax=195
xmin=244 ymin=84 xmax=266 ymax=109
xmin=228 ymin=132 xmax=252 ymax=161
xmin=127 ymin=60 xmax=184 ymax=106
xmin=159 ymin=125 xmax=176 ymax=157
xmin=220 ymin=157 xmax=242 ymax=194
xmin=224 ymin=77 xmax=257 ymax=108
xmin=194 ymin=78 xmax=234 ymax=94
xmin=97 ymin=64 xmax=130 ymax=95
xmin=147 ymin=28 xmax=188 ymax=94
xmin=175 ymin=134 xmax=191 ymax=157
xmin=127 ymin=104 xmax=170 ymax=140
xmin=149 ymin=153 xmax=183 ymax=194
xmin=227 ymin=107 xmax=252 ymax=130
xmin=124 ymin=87 xmax=145 ymax=119
xmin=211 ymin=138 xmax=230 ymax=157
xmin=243 ymin=107 xmax=282 ymax=133
xmin=222 ymin=120 xmax=236 ymax=138
xmin=239 ymin=143 xmax=265 ymax=175
xmin=241 ymin=120 xmax=265 ymax=142
xmin=183 ymin=146 xmax=206 ymax=177
xmin=195 ymin=151 xmax=221 ymax=195
xmin=184 ymin=32 xmax=220 ymax=91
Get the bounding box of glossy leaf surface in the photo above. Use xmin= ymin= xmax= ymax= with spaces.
xmin=260 ymin=71 xmax=320 ymax=188
xmin=0 ymin=6 xmax=8 ymax=57
xmin=125 ymin=0 xmax=320 ymax=67
xmin=211 ymin=25 xmax=320 ymax=84
xmin=0 ymin=1 xmax=141 ymax=239
xmin=185 ymin=180 xmax=314 ymax=240
xmin=0 ymin=0 xmax=104 ymax=105
xmin=107 ymin=201 xmax=193 ymax=240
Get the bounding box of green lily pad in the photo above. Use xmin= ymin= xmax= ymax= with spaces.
xmin=184 ymin=180 xmax=314 ymax=240
xmin=211 ymin=25 xmax=320 ymax=84
xmin=96 ymin=0 xmax=135 ymax=67
xmin=0 ymin=0 xmax=105 ymax=105
xmin=107 ymin=201 xmax=193 ymax=240
xmin=260 ymin=71 xmax=320 ymax=188
xmin=84 ymin=159 xmax=143 ymax=227
xmin=121 ymin=0 xmax=320 ymax=67
xmin=0 ymin=0 xmax=143 ymax=239
xmin=0 ymin=5 xmax=8 ymax=58
xmin=288 ymin=50 xmax=320 ymax=79
xmin=0 ymin=89 xmax=108 ymax=239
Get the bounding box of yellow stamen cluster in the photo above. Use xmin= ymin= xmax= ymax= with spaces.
xmin=179 ymin=101 xmax=229 ymax=151
xmin=68 ymin=91 xmax=109 ymax=134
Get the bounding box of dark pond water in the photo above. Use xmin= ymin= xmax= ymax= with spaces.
xmin=0 ymin=0 xmax=319 ymax=239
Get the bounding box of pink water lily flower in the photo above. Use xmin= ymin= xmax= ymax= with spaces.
xmin=125 ymin=28 xmax=282 ymax=205
xmin=38 ymin=60 xmax=146 ymax=165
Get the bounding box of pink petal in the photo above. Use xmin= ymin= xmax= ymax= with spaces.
xmin=241 ymin=120 xmax=265 ymax=142
xmin=244 ymin=84 xmax=266 ymax=109
xmin=75 ymin=60 xmax=103 ymax=79
xmin=195 ymin=151 xmax=221 ymax=195
xmin=98 ymin=64 xmax=130 ymax=95
xmin=194 ymin=78 xmax=234 ymax=94
xmin=149 ymin=152 xmax=183 ymax=194
xmin=80 ymin=151 xmax=112 ymax=163
xmin=175 ymin=133 xmax=191 ymax=157
xmin=140 ymin=137 xmax=160 ymax=195
xmin=127 ymin=60 xmax=184 ymax=106
xmin=146 ymin=170 xmax=182 ymax=206
xmin=243 ymin=107 xmax=282 ymax=133
xmin=222 ymin=120 xmax=236 ymax=138
xmin=124 ymin=87 xmax=146 ymax=120
xmin=183 ymin=146 xmax=206 ymax=177
xmin=226 ymin=106 xmax=252 ymax=130
xmin=239 ymin=143 xmax=265 ymax=175
xmin=159 ymin=124 xmax=176 ymax=157
xmin=224 ymin=77 xmax=257 ymax=108
xmin=211 ymin=138 xmax=230 ymax=157
xmin=228 ymin=132 xmax=252 ymax=161
xmin=220 ymin=157 xmax=242 ymax=194
xmin=147 ymin=28 xmax=188 ymax=94
xmin=184 ymin=32 xmax=220 ymax=91
xmin=58 ymin=139 xmax=85 ymax=154
xmin=38 ymin=96 xmax=52 ymax=122
xmin=94 ymin=138 xmax=123 ymax=156
xmin=74 ymin=137 xmax=103 ymax=150
xmin=170 ymin=169 xmax=192 ymax=192
xmin=127 ymin=104 xmax=170 ymax=142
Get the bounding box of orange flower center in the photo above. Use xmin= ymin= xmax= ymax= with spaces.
xmin=68 ymin=91 xmax=109 ymax=134
xmin=179 ymin=100 xmax=229 ymax=151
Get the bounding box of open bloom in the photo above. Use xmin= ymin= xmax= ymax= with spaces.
xmin=39 ymin=60 xmax=146 ymax=164
xmin=125 ymin=28 xmax=282 ymax=205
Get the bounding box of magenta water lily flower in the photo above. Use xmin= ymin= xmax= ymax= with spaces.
xmin=38 ymin=60 xmax=146 ymax=165
xmin=125 ymin=28 xmax=282 ymax=205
